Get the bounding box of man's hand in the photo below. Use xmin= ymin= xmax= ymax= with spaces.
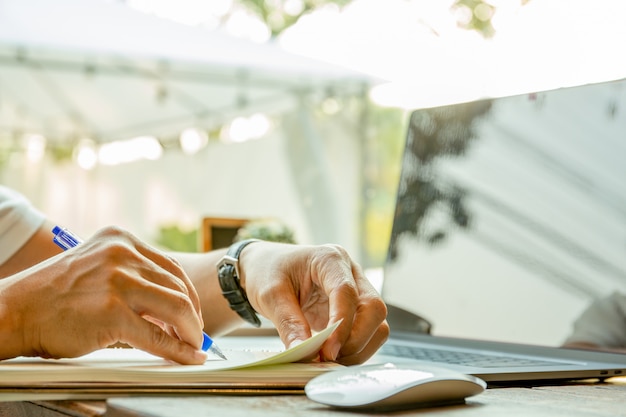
xmin=0 ymin=226 xmax=207 ymax=364
xmin=240 ymin=242 xmax=389 ymax=365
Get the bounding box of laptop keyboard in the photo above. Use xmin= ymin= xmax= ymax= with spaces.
xmin=380 ymin=344 xmax=559 ymax=368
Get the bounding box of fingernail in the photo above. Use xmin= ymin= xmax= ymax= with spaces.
xmin=287 ymin=339 xmax=305 ymax=349
xmin=193 ymin=350 xmax=208 ymax=363
xmin=325 ymin=342 xmax=341 ymax=361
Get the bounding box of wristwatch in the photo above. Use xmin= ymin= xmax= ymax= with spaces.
xmin=216 ymin=239 xmax=262 ymax=327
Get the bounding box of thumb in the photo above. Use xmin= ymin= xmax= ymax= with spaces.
xmin=268 ymin=293 xmax=313 ymax=350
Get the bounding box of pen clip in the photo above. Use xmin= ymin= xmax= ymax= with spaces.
xmin=52 ymin=225 xmax=83 ymax=250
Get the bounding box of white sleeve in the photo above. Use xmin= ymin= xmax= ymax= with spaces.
xmin=563 ymin=292 xmax=626 ymax=348
xmin=0 ymin=185 xmax=46 ymax=265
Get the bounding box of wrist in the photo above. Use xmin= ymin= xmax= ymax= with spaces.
xmin=216 ymin=239 xmax=262 ymax=327
xmin=0 ymin=277 xmax=29 ymax=359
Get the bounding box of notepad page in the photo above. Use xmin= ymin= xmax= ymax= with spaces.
xmin=0 ymin=321 xmax=341 ymax=384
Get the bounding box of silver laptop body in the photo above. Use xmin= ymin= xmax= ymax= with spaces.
xmin=373 ymin=78 xmax=626 ymax=384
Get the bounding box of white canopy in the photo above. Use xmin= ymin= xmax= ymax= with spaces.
xmin=0 ymin=0 xmax=374 ymax=261
xmin=0 ymin=0 xmax=371 ymax=144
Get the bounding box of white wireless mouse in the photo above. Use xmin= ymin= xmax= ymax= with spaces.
xmin=305 ymin=362 xmax=486 ymax=410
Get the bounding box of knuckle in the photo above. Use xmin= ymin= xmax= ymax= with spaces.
xmin=275 ymin=316 xmax=304 ymax=344
xmin=380 ymin=320 xmax=391 ymax=340
xmin=149 ymin=325 xmax=170 ymax=348
xmin=97 ymin=263 xmax=127 ymax=289
xmin=310 ymin=245 xmax=354 ymax=280
xmin=100 ymin=241 xmax=135 ymax=263
xmin=106 ymin=262 xmax=136 ymax=287
xmin=319 ymin=243 xmax=349 ymax=261
xmin=92 ymin=227 xmax=138 ymax=260
xmin=163 ymin=272 xmax=188 ymax=297
xmin=172 ymin=291 xmax=193 ymax=315
xmin=366 ymin=297 xmax=388 ymax=322
xmin=95 ymin=225 xmax=128 ymax=240
xmin=333 ymin=280 xmax=359 ymax=302
xmin=275 ymin=316 xmax=297 ymax=333
xmin=166 ymin=254 xmax=184 ymax=270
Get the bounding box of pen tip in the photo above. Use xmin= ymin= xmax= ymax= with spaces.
xmin=202 ymin=333 xmax=227 ymax=360
xmin=210 ymin=345 xmax=228 ymax=360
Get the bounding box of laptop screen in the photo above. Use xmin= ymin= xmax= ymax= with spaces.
xmin=382 ymin=78 xmax=626 ymax=347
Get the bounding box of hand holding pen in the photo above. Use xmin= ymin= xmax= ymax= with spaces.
xmin=41 ymin=225 xmax=225 ymax=363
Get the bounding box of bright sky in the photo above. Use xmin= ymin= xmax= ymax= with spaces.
xmin=124 ymin=0 xmax=626 ymax=108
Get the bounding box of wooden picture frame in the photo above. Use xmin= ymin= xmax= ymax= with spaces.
xmin=200 ymin=217 xmax=250 ymax=252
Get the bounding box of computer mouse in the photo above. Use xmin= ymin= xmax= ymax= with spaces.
xmin=305 ymin=362 xmax=486 ymax=411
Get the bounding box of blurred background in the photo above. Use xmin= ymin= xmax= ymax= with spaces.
xmin=0 ymin=0 xmax=624 ymax=278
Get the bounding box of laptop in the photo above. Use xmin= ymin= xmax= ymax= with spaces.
xmin=372 ymin=78 xmax=626 ymax=384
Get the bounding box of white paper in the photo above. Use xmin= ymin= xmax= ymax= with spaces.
xmin=0 ymin=321 xmax=342 ymax=383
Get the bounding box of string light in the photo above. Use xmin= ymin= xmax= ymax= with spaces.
xmin=222 ymin=113 xmax=271 ymax=143
xmin=11 ymin=112 xmax=276 ymax=167
xmin=74 ymin=138 xmax=98 ymax=170
xmin=179 ymin=128 xmax=209 ymax=155
xmin=98 ymin=136 xmax=163 ymax=165
xmin=22 ymin=134 xmax=46 ymax=163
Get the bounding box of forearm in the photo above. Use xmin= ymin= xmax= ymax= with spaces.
xmin=0 ymin=275 xmax=28 ymax=359
xmin=0 ymin=221 xmax=62 ymax=279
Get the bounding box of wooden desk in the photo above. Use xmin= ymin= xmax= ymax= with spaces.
xmin=1 ymin=379 xmax=625 ymax=417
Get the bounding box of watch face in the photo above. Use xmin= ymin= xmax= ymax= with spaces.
xmin=218 ymin=263 xmax=233 ymax=280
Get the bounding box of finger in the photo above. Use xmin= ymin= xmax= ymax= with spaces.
xmin=123 ymin=279 xmax=204 ymax=350
xmin=132 ymin=256 xmax=203 ymax=323
xmin=334 ymin=266 xmax=388 ymax=358
xmin=141 ymin=316 xmax=182 ymax=346
xmin=127 ymin=235 xmax=203 ymax=317
xmin=94 ymin=227 xmax=202 ymax=318
xmin=335 ymin=321 xmax=390 ymax=366
xmin=317 ymin=249 xmax=361 ymax=361
xmin=119 ymin=310 xmax=207 ymax=365
xmin=265 ymin=289 xmax=313 ymax=350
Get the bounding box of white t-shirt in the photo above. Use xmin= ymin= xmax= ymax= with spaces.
xmin=0 ymin=185 xmax=46 ymax=265
xmin=564 ymin=292 xmax=626 ymax=348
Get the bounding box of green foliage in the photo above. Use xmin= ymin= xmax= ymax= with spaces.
xmin=362 ymin=106 xmax=407 ymax=266
xmin=452 ymin=0 xmax=497 ymax=38
xmin=155 ymin=225 xmax=199 ymax=252
xmin=236 ymin=0 xmax=519 ymax=39
xmin=237 ymin=0 xmax=351 ymax=36
xmin=48 ymin=144 xmax=74 ymax=163
xmin=388 ymin=100 xmax=494 ymax=261
xmin=235 ymin=220 xmax=297 ymax=243
xmin=367 ymin=106 xmax=407 ymax=191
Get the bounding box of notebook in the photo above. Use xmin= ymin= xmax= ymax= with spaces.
xmin=0 ymin=322 xmax=341 ymax=400
xmin=372 ymin=78 xmax=626 ymax=384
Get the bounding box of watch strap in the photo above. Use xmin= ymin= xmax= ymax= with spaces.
xmin=216 ymin=239 xmax=262 ymax=327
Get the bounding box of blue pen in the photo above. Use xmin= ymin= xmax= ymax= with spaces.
xmin=52 ymin=225 xmax=227 ymax=360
